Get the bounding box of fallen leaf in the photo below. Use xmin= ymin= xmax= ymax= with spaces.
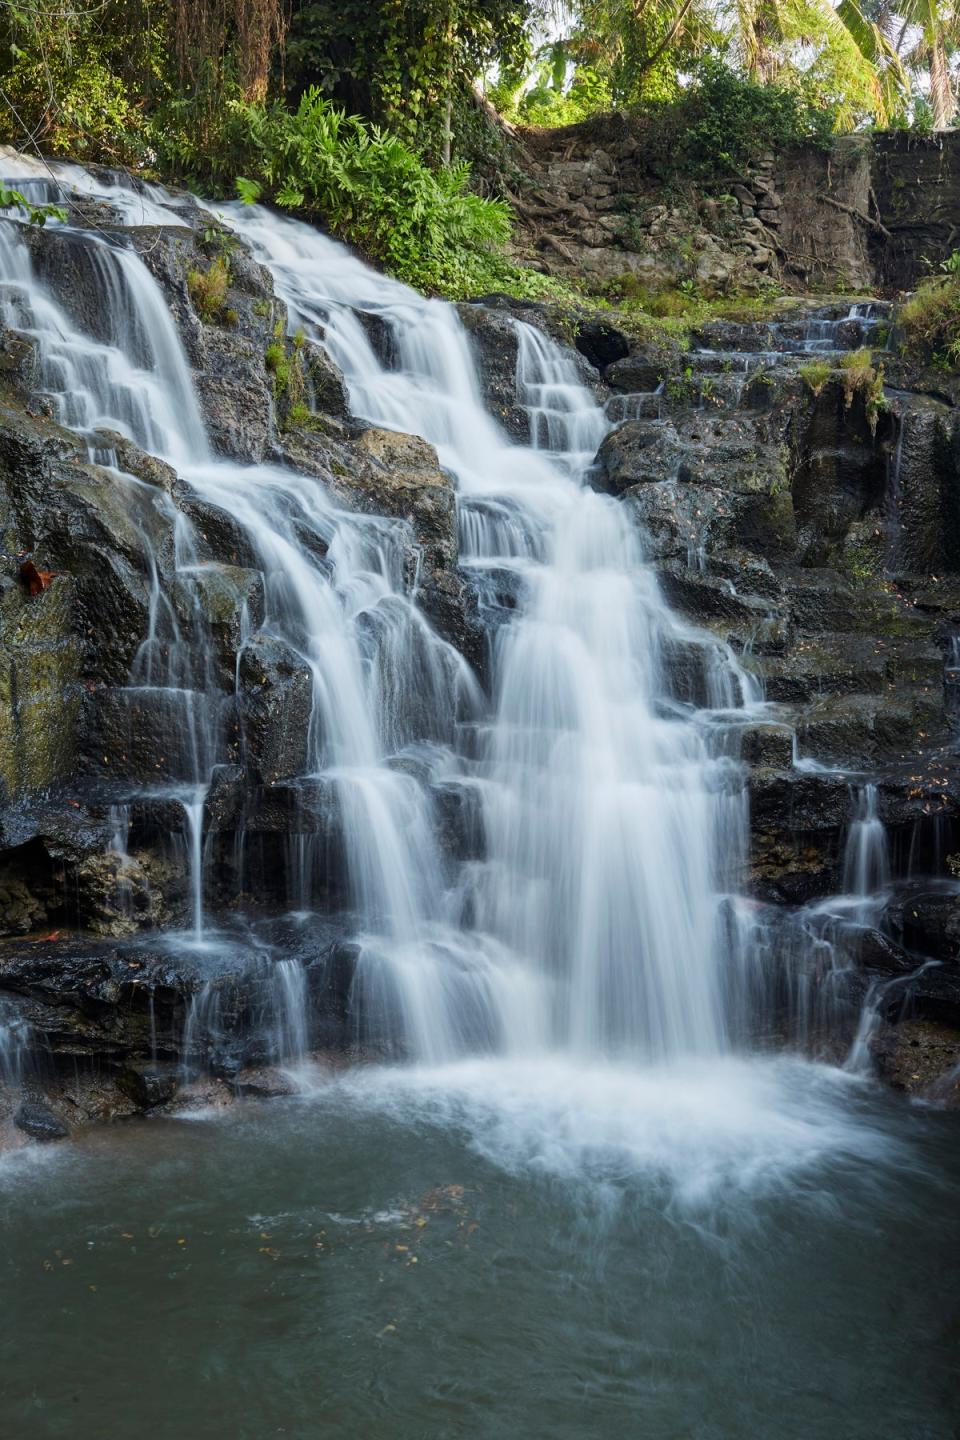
xmin=18 ymin=559 xmax=56 ymax=596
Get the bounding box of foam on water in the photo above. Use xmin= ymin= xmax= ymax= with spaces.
xmin=315 ymin=1054 xmax=907 ymax=1213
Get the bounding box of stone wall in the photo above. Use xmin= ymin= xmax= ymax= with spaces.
xmin=513 ymin=121 xmax=960 ymax=295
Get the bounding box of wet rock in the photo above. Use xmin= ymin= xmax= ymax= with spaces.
xmin=457 ymin=304 xmax=527 ymax=439
xmin=0 ymin=404 xmax=175 ymax=796
xmin=0 ymin=938 xmax=198 ymax=1060
xmin=795 ymin=691 xmax=944 ymax=768
xmin=174 ymin=562 xmax=265 ymax=673
xmin=884 ymin=887 xmax=960 ymax=962
xmin=171 ymin=483 xmax=261 ymax=568
xmin=656 ymin=563 xmax=775 ymax=626
xmin=736 ymin=722 xmax=795 ymax=768
xmin=605 ymin=353 xmax=670 ymax=393
xmin=633 ymin=483 xmax=733 ymax=561
xmin=14 ymin=1096 xmax=68 ymax=1141
xmin=93 ymin=431 xmax=177 ymax=492
xmin=574 ymin=318 xmax=629 ymax=370
xmin=747 ymin=768 xmax=850 ymax=901
xmin=303 ymin=340 xmax=351 ymax=421
xmin=873 ymin=1018 xmax=960 ymax=1105
xmin=238 ymin=634 xmax=313 ymax=784
xmin=73 ymin=849 xmax=159 ymax=936
xmin=85 ymin=684 xmax=222 ymax=783
xmin=117 ymin=1063 xmax=180 ymax=1109
xmin=195 ymin=328 xmax=273 ymax=462
xmin=351 ymin=429 xmax=456 ymax=565
xmin=230 ymin=1066 xmax=299 ymax=1098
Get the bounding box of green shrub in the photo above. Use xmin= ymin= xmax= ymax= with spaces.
xmin=799 ymin=360 xmax=832 ymax=395
xmin=613 ymin=61 xmax=835 ymax=188
xmin=899 ymin=273 xmax=960 ymax=367
xmin=187 ymin=255 xmax=231 ymax=322
xmin=222 ymin=88 xmax=513 ymax=297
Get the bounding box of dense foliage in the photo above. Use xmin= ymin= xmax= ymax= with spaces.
xmin=624 ymin=62 xmax=836 ymax=183
xmin=225 ymin=90 xmax=514 ymax=295
xmin=284 ymin=1 xmax=536 ymax=162
xmin=1 ymin=1 xmax=959 ymax=303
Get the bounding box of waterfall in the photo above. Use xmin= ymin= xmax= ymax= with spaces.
xmin=220 ymin=203 xmax=756 ymax=1062
xmin=0 ymin=188 xmax=764 ymax=1068
xmin=842 ymin=784 xmax=890 ymax=906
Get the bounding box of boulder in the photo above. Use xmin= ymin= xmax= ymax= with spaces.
xmin=574 ymin=319 xmax=629 ymax=370
xmin=14 ymin=1097 xmax=68 ymax=1141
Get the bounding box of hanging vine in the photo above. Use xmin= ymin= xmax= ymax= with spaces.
xmin=170 ymin=0 xmax=287 ymax=102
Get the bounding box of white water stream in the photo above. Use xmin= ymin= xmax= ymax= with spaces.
xmin=0 ymin=165 xmax=918 ymax=1131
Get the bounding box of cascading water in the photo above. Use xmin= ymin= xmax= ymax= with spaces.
xmin=1 ymin=165 xmax=957 ymax=1440
xmin=220 ymin=202 xmax=762 ymax=1062
xmin=0 ymin=170 xmax=923 ymax=1081
xmin=842 ymin=783 xmax=890 ymax=912
xmin=0 ymin=184 xmax=767 ymax=1072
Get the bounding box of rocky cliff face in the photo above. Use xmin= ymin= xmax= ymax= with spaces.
xmin=0 ymin=167 xmax=958 ymax=1145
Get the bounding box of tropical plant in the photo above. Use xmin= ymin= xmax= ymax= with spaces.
xmin=894 ymin=0 xmax=960 ymax=128
xmin=730 ymin=0 xmax=910 ymax=125
xmin=228 ymin=88 xmax=513 ymax=294
xmin=0 ymin=186 xmax=67 ymax=226
xmin=899 ymin=265 xmax=960 ymax=363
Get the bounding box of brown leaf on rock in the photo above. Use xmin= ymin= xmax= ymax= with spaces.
xmin=18 ymin=559 xmax=57 ymax=596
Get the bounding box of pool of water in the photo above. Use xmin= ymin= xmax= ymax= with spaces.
xmin=2 ymin=1056 xmax=958 ymax=1439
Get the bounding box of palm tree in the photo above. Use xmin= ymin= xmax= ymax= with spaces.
xmin=733 ymin=0 xmax=909 ymax=124
xmin=895 ymin=0 xmax=960 ymax=127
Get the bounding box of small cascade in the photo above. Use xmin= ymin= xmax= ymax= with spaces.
xmin=107 ymin=802 xmax=137 ymax=924
xmin=945 ymin=632 xmax=960 ymax=711
xmin=270 ymin=959 xmax=309 ymax=1068
xmin=514 ymin=321 xmax=609 ymax=470
xmin=0 ymin=1004 xmax=32 ymax=1087
xmin=845 ymin=959 xmax=942 ymax=1076
xmin=181 ymin=978 xmax=228 ymax=1079
xmin=0 ymin=224 xmax=207 ymax=466
xmin=842 ymin=784 xmax=891 ymax=918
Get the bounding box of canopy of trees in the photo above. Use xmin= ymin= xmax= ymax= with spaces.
xmin=2 ymin=0 xmax=958 ymax=170
xmin=1 ymin=1 xmax=958 ymax=295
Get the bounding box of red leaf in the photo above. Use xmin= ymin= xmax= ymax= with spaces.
xmin=37 ymin=931 xmax=61 ymax=942
xmin=18 ymin=559 xmax=56 ymax=596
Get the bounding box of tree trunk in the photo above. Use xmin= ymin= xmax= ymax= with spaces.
xmin=930 ymin=34 xmax=957 ymax=129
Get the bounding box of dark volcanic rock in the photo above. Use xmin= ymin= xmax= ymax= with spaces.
xmin=117 ymin=1064 xmax=180 ymax=1109
xmin=574 ymin=318 xmax=629 ymax=370
xmin=14 ymin=1096 xmax=68 ymax=1141
xmin=605 ymin=353 xmax=668 ymax=392
xmin=238 ymin=634 xmax=314 ymax=784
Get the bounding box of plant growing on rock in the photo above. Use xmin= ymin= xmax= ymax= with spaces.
xmin=265 ymin=328 xmax=311 ymax=425
xmin=839 ymin=347 xmax=885 ymax=432
xmin=899 ymin=266 xmax=960 ymax=367
xmin=799 ymin=359 xmax=832 ymax=395
xmin=187 ymin=255 xmax=232 ymax=323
